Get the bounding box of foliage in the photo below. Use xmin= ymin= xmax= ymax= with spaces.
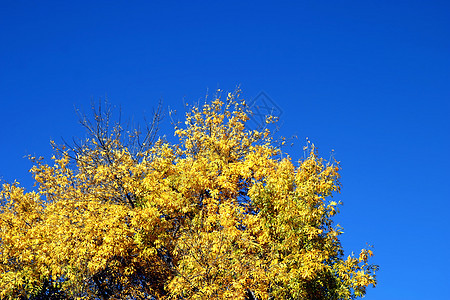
xmin=0 ymin=91 xmax=377 ymax=299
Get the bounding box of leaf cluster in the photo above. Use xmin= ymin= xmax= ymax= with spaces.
xmin=0 ymin=90 xmax=377 ymax=299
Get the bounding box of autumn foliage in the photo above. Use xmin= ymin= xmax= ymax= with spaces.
xmin=0 ymin=91 xmax=377 ymax=299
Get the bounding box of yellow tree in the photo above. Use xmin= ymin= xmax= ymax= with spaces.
xmin=0 ymin=90 xmax=377 ymax=299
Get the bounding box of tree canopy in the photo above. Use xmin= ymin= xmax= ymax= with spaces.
xmin=0 ymin=91 xmax=377 ymax=299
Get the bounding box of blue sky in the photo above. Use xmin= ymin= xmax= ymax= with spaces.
xmin=1 ymin=1 xmax=449 ymax=299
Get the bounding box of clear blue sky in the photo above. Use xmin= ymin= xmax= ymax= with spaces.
xmin=1 ymin=1 xmax=449 ymax=299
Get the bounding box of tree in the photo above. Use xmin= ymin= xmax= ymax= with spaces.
xmin=0 ymin=90 xmax=377 ymax=299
